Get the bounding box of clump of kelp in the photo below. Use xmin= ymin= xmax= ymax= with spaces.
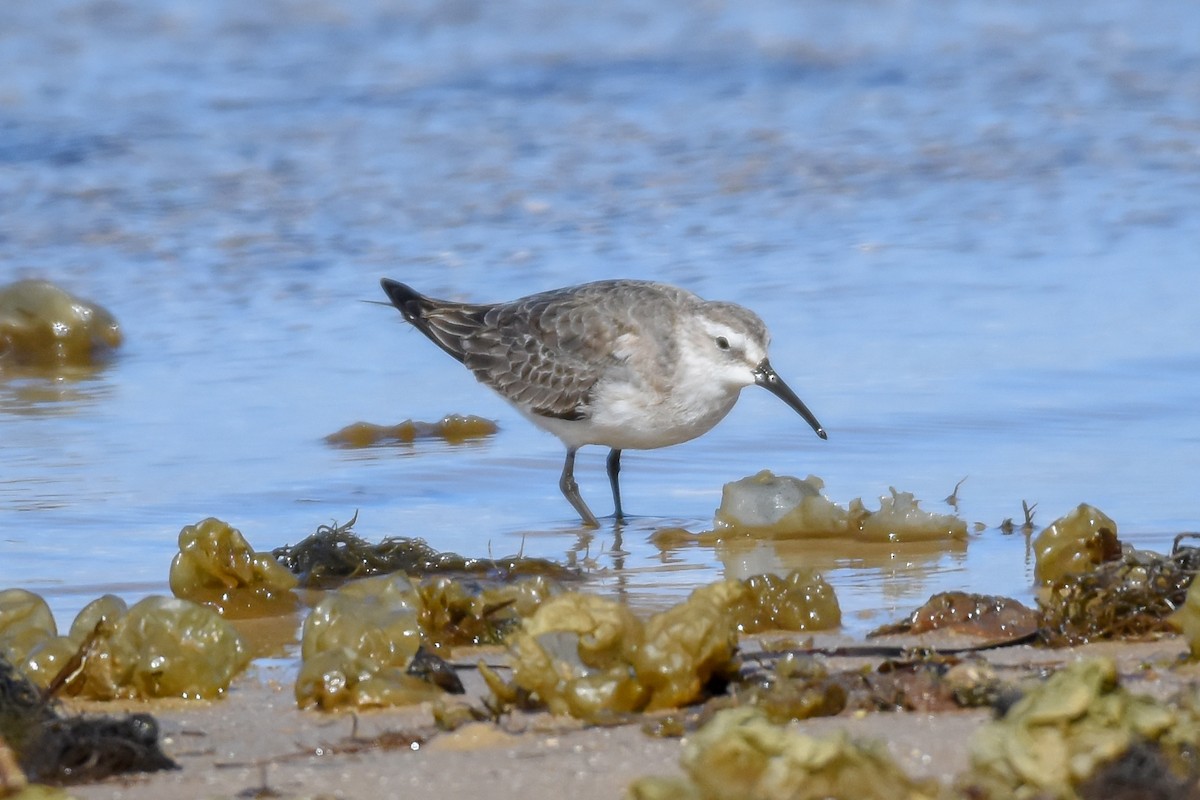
xmin=324 ymin=414 xmax=497 ymax=447
xmin=0 ymin=654 xmax=176 ymax=789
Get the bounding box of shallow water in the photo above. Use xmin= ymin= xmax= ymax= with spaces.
xmin=2 ymin=0 xmax=1198 ymax=636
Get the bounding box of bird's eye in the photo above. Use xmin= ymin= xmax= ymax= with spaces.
xmin=715 ymin=336 xmax=730 ymax=351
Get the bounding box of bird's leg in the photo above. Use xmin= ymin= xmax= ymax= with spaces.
xmin=606 ymin=448 xmax=624 ymax=521
xmin=560 ymin=447 xmax=599 ymax=527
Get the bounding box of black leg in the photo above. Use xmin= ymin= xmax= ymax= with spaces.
xmin=560 ymin=447 xmax=599 ymax=527
xmin=607 ymin=448 xmax=624 ymax=521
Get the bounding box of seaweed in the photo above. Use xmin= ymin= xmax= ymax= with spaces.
xmin=170 ymin=517 xmax=299 ymax=618
xmin=0 ymin=655 xmax=176 ymax=785
xmin=272 ymin=514 xmax=578 ymax=588
xmin=323 ymin=414 xmax=497 ymax=447
xmin=1039 ymin=534 xmax=1200 ymax=646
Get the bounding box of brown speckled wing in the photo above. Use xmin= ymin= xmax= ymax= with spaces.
xmin=387 ymin=280 xmax=678 ymax=421
xmin=461 ymin=286 xmax=632 ymax=420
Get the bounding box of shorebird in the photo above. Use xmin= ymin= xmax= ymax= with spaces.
xmin=380 ymin=279 xmax=827 ymax=526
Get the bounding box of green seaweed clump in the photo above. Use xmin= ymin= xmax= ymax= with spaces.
xmin=273 ymin=515 xmax=577 ymax=588
xmin=714 ymin=471 xmax=966 ymax=542
xmin=962 ymin=658 xmax=1188 ymax=799
xmin=486 ymin=591 xmax=647 ymax=718
xmin=295 ymin=573 xmax=444 ymax=710
xmin=0 ymin=280 xmax=122 ymax=369
xmin=417 ymin=574 xmax=557 ymax=649
xmin=1171 ymin=561 xmax=1200 ymax=659
xmin=627 ymin=706 xmax=941 ymax=800
xmin=483 ymin=574 xmax=847 ymax=721
xmin=0 ymin=590 xmax=58 ymax=665
xmin=484 ymin=581 xmax=749 ymax=720
xmin=169 ymin=517 xmax=299 ymax=618
xmin=737 ymin=570 xmax=841 ymax=633
xmin=324 ymin=414 xmax=498 ymax=447
xmin=1033 ymin=503 xmax=1122 ymax=585
xmin=22 ymin=595 xmax=249 ymax=700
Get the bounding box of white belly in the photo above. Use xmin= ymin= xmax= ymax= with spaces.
xmin=515 ymin=380 xmax=743 ymax=450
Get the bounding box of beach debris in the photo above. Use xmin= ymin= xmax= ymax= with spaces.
xmin=324 ymin=414 xmax=497 ymax=447
xmin=170 ymin=517 xmax=299 ymax=618
xmin=714 ymin=472 xmax=966 ymax=542
xmin=0 ymin=280 xmax=122 ymax=370
xmin=628 ymin=706 xmax=941 ymax=800
xmin=945 ymin=476 xmax=968 ymax=509
xmin=734 ymin=650 xmax=1000 ymax=726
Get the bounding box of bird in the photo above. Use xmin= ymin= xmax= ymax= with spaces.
xmin=379 ymin=278 xmax=827 ymax=526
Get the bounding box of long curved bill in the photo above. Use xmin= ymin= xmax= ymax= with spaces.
xmin=753 ymin=359 xmax=828 ymax=440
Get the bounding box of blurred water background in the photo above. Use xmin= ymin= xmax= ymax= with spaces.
xmin=2 ymin=0 xmax=1198 ymax=634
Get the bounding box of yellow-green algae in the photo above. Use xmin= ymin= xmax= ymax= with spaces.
xmin=324 ymin=414 xmax=497 ymax=447
xmin=963 ymin=658 xmax=1188 ymax=800
xmin=737 ymin=570 xmax=841 ymax=633
xmin=15 ymin=594 xmax=249 ymax=700
xmin=483 ymin=572 xmax=841 ymax=720
xmin=627 ymin=707 xmax=940 ymax=800
xmin=0 ymin=280 xmax=122 ymax=369
xmin=1039 ymin=536 xmax=1200 ymax=646
xmin=295 ymin=573 xmax=441 ymax=710
xmin=1032 ymin=503 xmax=1121 ymax=585
xmin=714 ymin=472 xmax=966 ymax=542
xmin=169 ymin=517 xmax=299 ymax=618
xmin=417 ymin=574 xmax=557 ymax=649
xmin=1170 ymin=572 xmax=1200 ymax=659
xmin=0 ymin=591 xmax=57 ymax=665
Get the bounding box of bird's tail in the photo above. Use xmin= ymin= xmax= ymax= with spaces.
xmin=379 ymin=278 xmax=486 ymax=365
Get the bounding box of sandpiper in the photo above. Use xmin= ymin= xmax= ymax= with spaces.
xmin=380 ymin=278 xmax=827 ymax=526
